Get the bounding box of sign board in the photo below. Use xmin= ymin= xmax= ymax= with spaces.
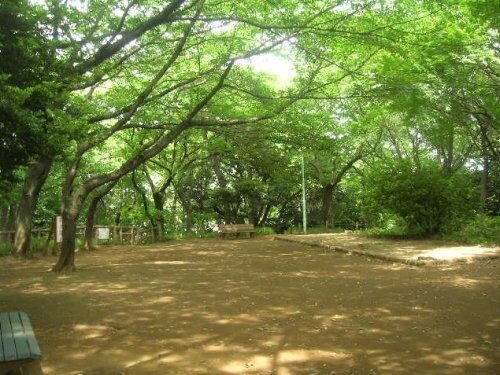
xmin=56 ymin=216 xmax=63 ymax=243
xmin=97 ymin=227 xmax=110 ymax=240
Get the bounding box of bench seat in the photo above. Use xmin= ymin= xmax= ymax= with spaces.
xmin=0 ymin=312 xmax=42 ymax=362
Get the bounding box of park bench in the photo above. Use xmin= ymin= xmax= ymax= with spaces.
xmin=0 ymin=312 xmax=42 ymax=374
xmin=219 ymin=224 xmax=255 ymax=239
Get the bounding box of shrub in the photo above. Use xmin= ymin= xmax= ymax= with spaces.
xmin=362 ymin=160 xmax=479 ymax=236
xmin=460 ymin=216 xmax=500 ymax=245
xmin=0 ymin=243 xmax=13 ymax=257
xmin=255 ymin=226 xmax=276 ymax=235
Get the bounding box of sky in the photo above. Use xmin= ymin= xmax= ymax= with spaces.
xmin=239 ymin=53 xmax=297 ymax=89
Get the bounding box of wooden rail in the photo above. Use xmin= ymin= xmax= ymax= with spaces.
xmin=0 ymin=225 xmax=156 ymax=246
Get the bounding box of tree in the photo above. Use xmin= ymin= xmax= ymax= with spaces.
xmin=0 ymin=0 xmax=72 ymax=256
xmin=49 ymin=0 xmax=399 ymax=271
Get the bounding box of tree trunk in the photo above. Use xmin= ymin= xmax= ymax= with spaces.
xmin=248 ymin=195 xmax=261 ymax=227
xmin=443 ymin=126 xmax=454 ymax=173
xmin=257 ymin=203 xmax=272 ymax=227
xmin=177 ymin=190 xmax=193 ymax=232
xmin=0 ymin=205 xmax=16 ymax=242
xmin=83 ymin=181 xmax=118 ymax=250
xmin=321 ymin=184 xmax=335 ymax=229
xmin=0 ymin=206 xmax=8 ymax=231
xmin=52 ymin=189 xmax=85 ymax=272
xmin=14 ymin=157 xmax=53 ymax=257
xmin=211 ymin=154 xmax=232 ymax=223
xmin=480 ymin=129 xmax=490 ymax=213
xmin=52 ymin=209 xmax=78 ymax=272
xmin=0 ymin=206 xmax=7 ymax=243
xmin=152 ymin=192 xmax=165 ymax=241
xmin=83 ymin=198 xmax=99 ymax=250
xmin=184 ymin=200 xmax=193 ymax=233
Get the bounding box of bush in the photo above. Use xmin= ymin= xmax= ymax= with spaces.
xmin=0 ymin=242 xmax=13 ymax=257
xmin=459 ymin=216 xmax=500 ymax=245
xmin=362 ymin=160 xmax=479 ymax=236
xmin=255 ymin=226 xmax=276 ymax=235
xmin=0 ymin=237 xmax=56 ymax=257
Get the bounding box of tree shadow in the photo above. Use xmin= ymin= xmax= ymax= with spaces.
xmin=0 ymin=239 xmax=498 ymax=374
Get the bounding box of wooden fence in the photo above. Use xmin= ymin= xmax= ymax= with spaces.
xmin=94 ymin=225 xmax=156 ymax=245
xmin=0 ymin=225 xmax=155 ymax=246
xmin=0 ymin=229 xmax=51 ymax=244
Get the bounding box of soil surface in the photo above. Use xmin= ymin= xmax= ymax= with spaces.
xmin=278 ymin=233 xmax=500 ymax=264
xmin=0 ymin=237 xmax=499 ymax=375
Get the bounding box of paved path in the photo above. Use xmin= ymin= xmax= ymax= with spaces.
xmin=277 ymin=233 xmax=500 ymax=265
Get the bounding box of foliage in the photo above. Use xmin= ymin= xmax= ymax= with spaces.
xmin=1 ymin=0 xmax=498 ymax=264
xmin=0 ymin=242 xmax=12 ymax=257
xmin=255 ymin=226 xmax=276 ymax=236
xmin=0 ymin=0 xmax=68 ymax=180
xmin=0 ymin=236 xmax=56 ymax=257
xmin=363 ymin=160 xmax=479 ymax=235
xmin=458 ymin=216 xmax=500 ymax=245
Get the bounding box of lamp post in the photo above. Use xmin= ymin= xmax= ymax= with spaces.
xmin=302 ymin=155 xmax=307 ymax=234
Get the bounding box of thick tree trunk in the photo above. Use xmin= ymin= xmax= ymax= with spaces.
xmin=52 ymin=209 xmax=78 ymax=272
xmin=14 ymin=157 xmax=53 ymax=257
xmin=321 ymin=184 xmax=335 ymax=229
xmin=52 ymin=190 xmax=85 ymax=272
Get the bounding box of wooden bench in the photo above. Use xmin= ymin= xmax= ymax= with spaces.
xmin=0 ymin=312 xmax=42 ymax=375
xmin=219 ymin=224 xmax=255 ymax=239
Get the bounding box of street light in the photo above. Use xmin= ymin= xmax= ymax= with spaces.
xmin=302 ymin=155 xmax=307 ymax=234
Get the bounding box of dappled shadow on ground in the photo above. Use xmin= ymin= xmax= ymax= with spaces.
xmin=0 ymin=238 xmax=499 ymax=374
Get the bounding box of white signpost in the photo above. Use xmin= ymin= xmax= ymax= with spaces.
xmin=56 ymin=216 xmax=63 ymax=243
xmin=97 ymin=227 xmax=110 ymax=240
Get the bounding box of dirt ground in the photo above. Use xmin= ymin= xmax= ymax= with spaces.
xmin=278 ymin=233 xmax=500 ymax=264
xmin=0 ymin=237 xmax=499 ymax=375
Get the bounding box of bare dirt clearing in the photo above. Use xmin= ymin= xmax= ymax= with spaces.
xmin=1 ymin=238 xmax=499 ymax=374
xmin=278 ymin=233 xmax=500 ymax=265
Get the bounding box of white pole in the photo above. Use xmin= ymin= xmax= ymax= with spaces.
xmin=302 ymin=155 xmax=307 ymax=234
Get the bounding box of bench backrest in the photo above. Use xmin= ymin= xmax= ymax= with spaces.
xmin=219 ymin=224 xmax=255 ymax=232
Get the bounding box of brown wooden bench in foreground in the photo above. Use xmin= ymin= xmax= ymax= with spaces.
xmin=0 ymin=312 xmax=42 ymax=375
xmin=219 ymin=224 xmax=255 ymax=239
